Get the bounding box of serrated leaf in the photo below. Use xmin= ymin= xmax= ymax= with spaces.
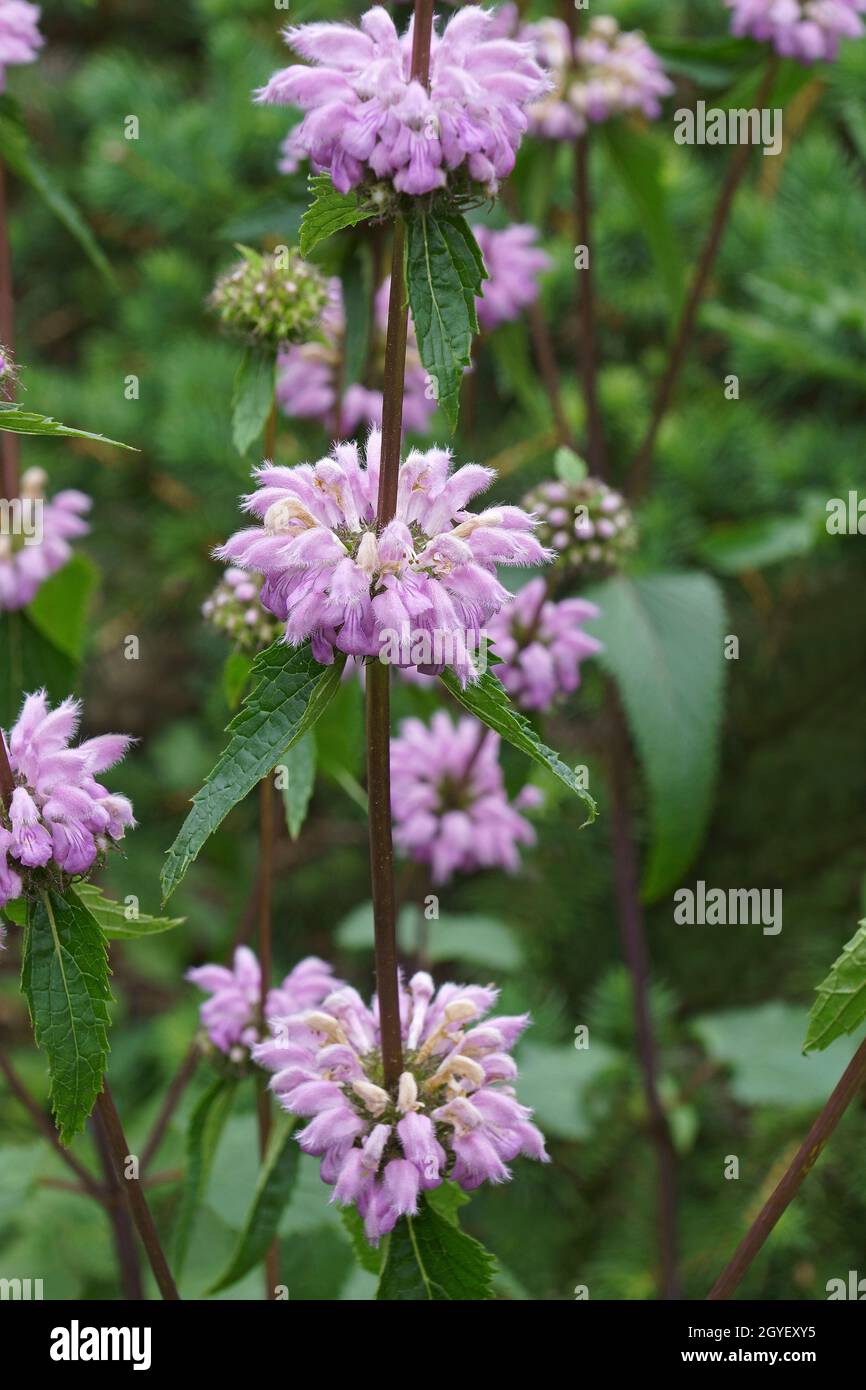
xmin=206 ymin=1110 xmax=300 ymax=1295
xmin=21 ymin=890 xmax=112 ymax=1145
xmin=75 ymin=883 xmax=184 ymax=941
xmin=376 ymin=1197 xmax=496 ymax=1301
xmin=0 ymin=404 xmax=133 ymax=448
xmin=406 ymin=211 xmax=485 ymax=431
xmin=695 ymin=1003 xmax=859 ymax=1108
xmin=174 ymin=1077 xmax=237 ymax=1276
xmin=439 ymin=667 xmax=596 ymax=824
xmin=161 ymin=642 xmax=345 ymax=900
xmin=341 ymin=242 xmax=373 ymax=389
xmin=26 ymin=553 xmax=98 ymax=662
xmin=586 ymin=573 xmax=726 ymax=901
xmin=424 ymin=1180 xmax=470 ymax=1227
xmin=804 ymin=921 xmax=866 ymax=1054
xmin=279 ymin=731 xmax=316 ymax=841
xmin=299 ymin=174 xmax=375 ymax=257
xmin=0 ymin=93 xmax=116 ymax=286
xmin=231 ymin=349 xmax=275 ymax=457
xmin=0 ymin=609 xmax=77 ymax=728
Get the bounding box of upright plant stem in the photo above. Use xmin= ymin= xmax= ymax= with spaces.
xmin=367 ymin=0 xmax=435 ymax=1092
xmin=608 ymin=698 xmax=680 ymax=1299
xmin=256 ymin=773 xmax=279 ymax=1297
xmin=708 ymin=1034 xmax=866 ymax=1300
xmin=631 ymin=56 xmax=779 ymax=494
xmin=0 ymin=162 xmax=18 ymax=500
xmin=91 ymin=1106 xmax=145 ymax=1300
xmin=94 ymin=1085 xmax=180 ymax=1300
xmin=140 ymin=1042 xmax=199 ymax=1171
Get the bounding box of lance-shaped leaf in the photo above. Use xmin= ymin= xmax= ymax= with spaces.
xmin=0 ymin=93 xmax=116 ymax=286
xmin=75 ymin=883 xmax=184 ymax=941
xmin=586 ymin=572 xmax=726 ymax=901
xmin=376 ymin=1197 xmax=496 ymax=1301
xmin=161 ymin=642 xmax=346 ymax=900
xmin=206 ymin=1111 xmax=299 ymax=1295
xmin=279 ymin=731 xmax=316 ymax=841
xmin=439 ymin=667 xmax=596 ymax=824
xmin=299 ymin=174 xmax=375 ymax=257
xmin=174 ymin=1077 xmax=237 ymax=1277
xmin=232 ymin=349 xmax=275 ymax=457
xmin=406 ymin=212 xmax=486 ymax=431
xmin=804 ymin=921 xmax=866 ymax=1054
xmin=0 ymin=403 xmax=134 ymax=448
xmin=21 ymin=890 xmax=112 ymax=1145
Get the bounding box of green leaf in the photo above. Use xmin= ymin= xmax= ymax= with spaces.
xmin=161 ymin=641 xmax=345 ymax=900
xmin=554 ymin=446 xmax=588 ymax=485
xmin=21 ymin=890 xmax=112 ymax=1145
xmin=340 ymin=1206 xmax=384 ymax=1276
xmin=694 ymin=1003 xmax=859 ymax=1109
xmin=341 ymin=242 xmax=373 ymax=389
xmin=279 ymin=731 xmax=316 ymax=841
xmin=0 ymin=404 xmax=134 ymax=448
xmin=298 ymin=174 xmax=375 ymax=257
xmin=231 ymin=349 xmax=275 ymax=457
xmin=0 ymin=94 xmax=116 ymax=286
xmin=222 ymin=649 xmax=254 ymax=711
xmin=425 ymin=1181 xmax=470 ymax=1227
xmin=517 ymin=1041 xmax=618 ymax=1141
xmin=74 ymin=883 xmax=184 ymax=941
xmin=376 ymin=1196 xmax=496 ymax=1301
xmin=602 ymin=123 xmax=683 ymax=317
xmin=174 ymin=1077 xmax=237 ymax=1276
xmin=406 ymin=211 xmax=485 ymax=431
xmin=336 ymin=902 xmax=523 ymax=972
xmin=0 ymin=609 xmax=77 ymax=728
xmin=206 ymin=1110 xmax=300 ymax=1295
xmin=26 ymin=553 xmax=98 ymax=662
xmin=586 ymin=573 xmax=726 ymax=901
xmin=696 ymin=513 xmax=816 ymax=574
xmin=804 ymin=921 xmax=866 ymax=1054
xmin=439 ymin=667 xmax=596 ymax=824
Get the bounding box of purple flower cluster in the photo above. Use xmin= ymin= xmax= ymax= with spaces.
xmin=188 ymin=948 xmax=338 ymax=1057
xmin=0 ymin=692 xmax=135 ymax=908
xmin=390 ymin=712 xmax=540 ymax=883
xmin=522 ymin=15 xmax=672 ymax=139
xmin=253 ymin=964 xmax=548 ymax=1241
xmin=473 ymin=224 xmax=549 ymax=332
xmin=277 ymin=278 xmax=434 ymax=437
xmin=217 ymin=429 xmax=549 ymax=684
xmin=0 ymin=1 xmax=42 ymax=90
xmin=258 ymin=5 xmax=550 ymax=198
xmin=488 ymin=577 xmax=601 ymax=712
xmin=724 ymin=0 xmax=865 ymax=61
xmin=0 ymin=468 xmax=90 ymax=612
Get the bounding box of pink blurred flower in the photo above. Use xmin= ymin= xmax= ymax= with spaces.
xmin=390 ymin=711 xmax=539 ymax=882
xmin=0 ymin=468 xmax=90 ymax=612
xmin=473 ymin=224 xmax=549 ymax=331
xmin=253 ymin=965 xmax=548 ymax=1241
xmin=488 ymin=576 xmax=601 ymax=711
xmin=724 ymin=0 xmax=865 ymax=61
xmin=0 ymin=1 xmax=42 ymax=90
xmin=188 ymin=949 xmax=340 ymax=1056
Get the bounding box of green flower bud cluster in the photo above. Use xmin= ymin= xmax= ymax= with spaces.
xmin=208 ymin=246 xmax=328 ymax=349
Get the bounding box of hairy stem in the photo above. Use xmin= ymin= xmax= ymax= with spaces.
xmin=256 ymin=772 xmax=279 ymax=1296
xmin=631 ymin=56 xmax=779 ymax=495
xmin=707 ymin=1034 xmax=866 ymax=1300
xmin=91 ymin=1105 xmax=144 ymax=1300
xmin=575 ymin=131 xmax=606 ymax=477
xmin=366 ymin=0 xmax=435 ymax=1091
xmin=140 ymin=1042 xmax=200 ymax=1172
xmin=608 ymin=699 xmax=680 ymax=1298
xmin=94 ymin=1085 xmax=181 ymax=1300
